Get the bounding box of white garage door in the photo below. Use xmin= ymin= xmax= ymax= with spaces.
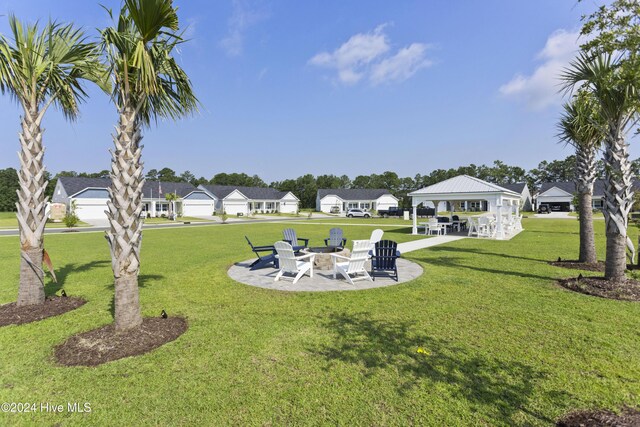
xmin=183 ymin=203 xmax=214 ymax=217
xmin=75 ymin=200 xmax=109 ymax=220
xmin=224 ymin=201 xmax=247 ymax=215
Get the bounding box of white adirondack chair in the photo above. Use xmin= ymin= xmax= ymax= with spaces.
xmin=369 ymin=229 xmax=384 ymax=254
xmin=477 ymin=216 xmax=493 ymax=238
xmin=274 ymin=241 xmax=315 ymax=284
xmin=467 ymin=217 xmax=478 ymax=237
xmin=331 ymin=240 xmax=373 ymax=285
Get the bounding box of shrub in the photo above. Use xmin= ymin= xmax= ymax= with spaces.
xmin=63 ymin=213 xmax=79 ymax=228
xmin=221 ymin=210 xmax=228 ymax=223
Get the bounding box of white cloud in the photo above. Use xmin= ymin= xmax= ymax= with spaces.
xmin=309 ymin=24 xmax=431 ymax=86
xmin=499 ymin=29 xmax=582 ymax=110
xmin=219 ymin=0 xmax=269 ymax=57
xmin=370 ymin=43 xmax=433 ymax=85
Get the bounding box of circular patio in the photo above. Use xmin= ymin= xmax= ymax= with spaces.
xmin=228 ymin=258 xmax=423 ymax=292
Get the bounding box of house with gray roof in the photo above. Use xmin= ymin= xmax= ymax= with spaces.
xmin=535 ymin=179 xmax=640 ymax=212
xmin=316 ymin=188 xmax=398 ymax=214
xmin=499 ymin=182 xmax=532 ymax=211
xmin=52 ymin=176 xmax=216 ymax=221
xmin=198 ymin=185 xmax=299 ymax=216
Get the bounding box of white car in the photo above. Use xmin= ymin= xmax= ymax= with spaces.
xmin=346 ymin=209 xmax=371 ymax=218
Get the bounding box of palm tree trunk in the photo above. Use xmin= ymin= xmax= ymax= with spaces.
xmin=16 ymin=106 xmax=48 ymax=306
xmin=602 ymin=127 xmax=634 ymax=281
xmin=106 ymin=103 xmax=144 ymax=331
xmin=575 ymin=145 xmax=597 ymax=264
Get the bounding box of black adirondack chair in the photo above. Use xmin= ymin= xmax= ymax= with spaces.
xmin=245 ymin=236 xmax=278 ymax=270
xmin=370 ymin=240 xmax=400 ymax=281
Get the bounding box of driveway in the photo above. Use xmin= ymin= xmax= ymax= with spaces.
xmin=533 ymin=212 xmax=572 ymax=219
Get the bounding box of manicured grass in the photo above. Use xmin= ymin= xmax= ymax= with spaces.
xmin=569 ymin=211 xmax=605 ymax=218
xmin=143 ymin=216 xmax=214 ymax=224
xmin=0 ymin=212 xmax=89 ymax=229
xmin=1 ymin=219 xmax=639 ymax=425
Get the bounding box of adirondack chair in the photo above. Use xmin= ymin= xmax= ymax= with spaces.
xmin=282 ymin=228 xmax=309 ymax=252
xmin=467 ymin=218 xmax=479 ymax=237
xmin=370 ymin=240 xmax=400 ymax=281
xmin=369 ymin=229 xmax=384 ymax=247
xmin=245 ymin=236 xmax=278 ymax=270
xmin=273 ymin=241 xmax=315 ymax=284
xmin=324 ymin=227 xmax=347 ymax=248
xmin=331 ymin=240 xmax=373 ymax=285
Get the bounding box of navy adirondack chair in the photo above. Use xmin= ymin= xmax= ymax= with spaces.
xmin=370 ymin=240 xmax=400 ymax=281
xmin=282 ymin=228 xmax=309 ymax=252
xmin=245 ymin=236 xmax=278 ymax=270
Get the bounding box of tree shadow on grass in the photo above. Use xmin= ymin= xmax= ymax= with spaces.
xmin=46 ymin=260 xmax=111 ymax=297
xmin=311 ymin=312 xmax=562 ymax=425
xmin=415 ymin=255 xmax=558 ymax=282
xmin=426 ymin=245 xmax=549 ymax=263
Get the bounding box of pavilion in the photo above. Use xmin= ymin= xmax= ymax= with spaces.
xmin=408 ymin=175 xmax=522 ymax=239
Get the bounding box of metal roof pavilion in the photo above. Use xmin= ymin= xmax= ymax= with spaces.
xmin=408 ymin=175 xmax=522 ymax=239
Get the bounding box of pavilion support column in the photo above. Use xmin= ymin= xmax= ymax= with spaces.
xmin=412 ymin=205 xmax=418 ymax=235
xmin=495 ymin=202 xmax=504 ymax=240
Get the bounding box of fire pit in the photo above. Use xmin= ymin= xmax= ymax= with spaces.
xmin=301 ymin=246 xmax=351 ymax=271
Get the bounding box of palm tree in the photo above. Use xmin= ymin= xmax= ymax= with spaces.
xmin=562 ymin=53 xmax=639 ymax=280
xmin=557 ymin=91 xmax=605 ymax=265
xmin=101 ymin=0 xmax=198 ymax=330
xmin=0 ymin=16 xmax=104 ymax=306
xmin=165 ymin=192 xmax=179 ymax=220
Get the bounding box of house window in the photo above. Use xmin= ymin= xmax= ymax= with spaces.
xmin=348 ymin=202 xmax=358 ymax=209
xmin=469 ymin=201 xmax=482 ymax=211
xmin=592 ymin=199 xmax=604 ymax=209
xmin=265 ymin=202 xmax=275 ymax=210
xmin=360 ymin=202 xmax=370 ymax=210
xmin=155 ymin=202 xmax=168 ymax=212
xmin=254 ymin=202 xmax=263 ymax=210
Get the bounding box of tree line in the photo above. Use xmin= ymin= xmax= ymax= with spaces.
xmin=2 ymin=155 xmax=639 ymax=211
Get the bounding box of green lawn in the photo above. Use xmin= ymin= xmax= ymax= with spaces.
xmin=143 ymin=216 xmax=215 ymax=224
xmin=0 ymin=212 xmax=89 ymax=229
xmin=1 ymin=219 xmax=639 ymax=426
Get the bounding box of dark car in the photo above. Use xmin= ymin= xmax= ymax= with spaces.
xmin=537 ymin=205 xmax=550 ymax=214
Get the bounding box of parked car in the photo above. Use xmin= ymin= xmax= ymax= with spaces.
xmin=537 ymin=204 xmax=550 ymax=214
xmin=346 ymin=209 xmax=371 ymax=218
xmin=330 ymin=206 xmax=340 ymax=214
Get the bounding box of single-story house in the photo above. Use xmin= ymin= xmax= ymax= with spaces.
xmin=316 ymin=189 xmax=398 ymax=214
xmin=52 ymin=177 xmax=216 ymax=221
xmin=500 ymin=182 xmax=533 ymax=211
xmin=535 ymin=179 xmax=640 ymax=212
xmin=198 ymin=185 xmax=299 ymax=216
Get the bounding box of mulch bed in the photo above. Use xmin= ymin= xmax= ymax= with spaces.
xmin=54 ymin=316 xmax=188 ymax=367
xmin=0 ymin=296 xmax=86 ymax=327
xmin=557 ymin=407 xmax=640 ymax=426
xmin=550 ymin=260 xmax=605 ymax=272
xmin=558 ymin=276 xmax=640 ymax=302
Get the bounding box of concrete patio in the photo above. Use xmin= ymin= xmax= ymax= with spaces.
xmin=228 ymin=257 xmax=423 ymax=292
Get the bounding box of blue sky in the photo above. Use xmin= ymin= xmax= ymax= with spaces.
xmin=0 ymin=0 xmax=633 ymax=182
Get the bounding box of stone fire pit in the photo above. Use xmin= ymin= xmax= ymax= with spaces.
xmin=301 ymin=246 xmax=351 ymax=270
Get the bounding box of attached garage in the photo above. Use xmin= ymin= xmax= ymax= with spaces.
xmin=182 ymin=191 xmax=215 ymax=217
xmin=70 ymin=188 xmax=110 ymax=221
xmin=182 ymin=202 xmax=214 ymax=217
